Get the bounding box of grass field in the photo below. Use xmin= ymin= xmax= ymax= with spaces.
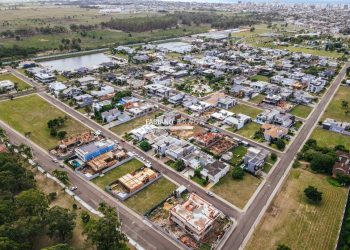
xmin=290 ymin=105 xmax=313 ymax=118
xmin=230 ymin=145 xmax=247 ymax=167
xmin=249 ymin=75 xmax=270 ymax=82
xmin=276 ymin=46 xmax=343 ymax=59
xmin=249 ymin=94 xmax=265 ymax=105
xmin=92 ymin=158 xmax=144 ymax=188
xmin=234 ymin=122 xmax=261 ymax=140
xmin=124 ymin=178 xmax=177 ymax=215
xmin=0 ymin=94 xmax=87 ymax=149
xmin=212 ymin=171 xmax=262 ymax=209
xmin=246 ymin=168 xmax=348 ymax=250
xmin=0 ymin=73 xmax=32 ymax=91
xmin=310 ymin=128 xmax=350 ymax=150
xmin=229 ymin=104 xmax=262 ymax=118
xmin=322 ymin=86 xmax=350 ymax=123
xmin=110 ymin=111 xmax=162 ymax=135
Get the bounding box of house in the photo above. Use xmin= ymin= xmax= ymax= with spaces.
xmin=308 ymin=78 xmax=327 ymax=93
xmin=256 ymin=109 xmax=280 ymax=124
xmin=273 ymin=113 xmax=295 ymax=128
xmin=101 ymin=108 xmax=121 ymax=123
xmin=169 ymin=93 xmax=185 ymax=105
xmin=62 ymin=87 xmax=82 ymax=98
xmin=133 ymin=54 xmax=149 ymax=63
xmin=332 ymin=151 xmax=350 ymax=178
xmin=35 ymin=72 xmax=56 ymax=83
xmin=75 ymin=139 xmax=116 ymax=162
xmin=49 ymin=81 xmax=67 ymax=96
xmin=261 ymin=123 xmax=288 ymax=141
xmin=73 ymin=94 xmax=93 ymax=108
xmin=170 ymin=193 xmax=221 ymax=241
xmin=201 ymin=160 xmax=230 ymax=184
xmin=152 ymin=135 xmax=194 ymax=160
xmin=77 ymin=76 xmax=97 ymax=86
xmin=91 ymin=85 xmax=115 ymax=98
xmin=189 ymin=101 xmax=212 ymax=114
xmin=250 ymin=81 xmax=268 ymax=93
xmin=217 ymin=96 xmax=237 ymax=109
xmin=0 ymin=80 xmax=15 ymax=92
xmin=144 ymin=84 xmax=170 ymax=98
xmin=224 ymin=114 xmax=251 ymax=130
xmin=230 ymin=85 xmax=254 ymax=99
xmin=244 ymin=147 xmax=268 ymax=174
xmin=130 ymin=124 xmax=157 ymax=141
xmin=115 ymin=46 xmax=134 ymax=55
xmin=263 ymin=94 xmax=282 ymax=105
xmin=92 ymin=100 xmax=112 ymax=112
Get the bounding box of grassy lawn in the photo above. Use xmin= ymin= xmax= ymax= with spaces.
xmin=230 ymin=145 xmax=247 ymax=167
xmin=246 ymin=168 xmax=348 ymax=250
xmin=290 ymin=105 xmax=313 ymax=118
xmin=124 ymin=177 xmax=177 ymax=215
xmin=0 ymin=73 xmax=32 ymax=91
xmin=249 ymin=75 xmax=270 ymax=82
xmin=56 ymin=74 xmax=69 ymax=82
xmin=249 ymin=94 xmax=266 ymax=105
xmin=322 ymin=86 xmax=350 ymax=123
xmin=234 ymin=122 xmax=261 ymax=140
xmin=277 ymin=46 xmax=343 ymax=59
xmin=310 ymin=128 xmax=350 ymax=150
xmin=92 ymin=158 xmax=144 ymax=188
xmin=110 ymin=111 xmax=162 ymax=135
xmin=212 ymin=171 xmax=262 ymax=209
xmin=0 ymin=94 xmax=87 ymax=149
xmin=228 ymin=104 xmax=262 ymax=118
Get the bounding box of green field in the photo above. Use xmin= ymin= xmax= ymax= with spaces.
xmin=0 ymin=73 xmax=32 ymax=91
xmin=230 ymin=145 xmax=247 ymax=167
xmin=234 ymin=122 xmax=261 ymax=140
xmin=124 ymin=177 xmax=177 ymax=215
xmin=229 ymin=104 xmax=262 ymax=118
xmin=110 ymin=111 xmax=162 ymax=135
xmin=322 ymin=86 xmax=350 ymax=123
xmin=277 ymin=46 xmax=343 ymax=59
xmin=0 ymin=94 xmax=87 ymax=149
xmin=92 ymin=158 xmax=144 ymax=188
xmin=249 ymin=75 xmax=270 ymax=82
xmin=310 ymin=128 xmax=350 ymax=150
xmin=212 ymin=171 xmax=262 ymax=209
xmin=290 ymin=105 xmax=313 ymax=118
xmin=246 ymin=168 xmax=348 ymax=250
xmin=249 ymin=94 xmax=266 ymax=105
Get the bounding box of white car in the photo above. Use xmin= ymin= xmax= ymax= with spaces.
xmin=206 ymin=191 xmax=214 ymax=197
xmin=70 ymin=186 xmax=78 ymax=191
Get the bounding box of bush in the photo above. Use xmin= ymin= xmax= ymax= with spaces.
xmin=304 ymin=186 xmax=322 ymax=204
xmin=270 ymin=153 xmax=277 ymax=162
xmin=232 ymin=167 xmax=245 ymax=180
xmin=47 ymin=192 xmax=57 ymax=202
xmin=81 ymin=211 xmax=90 ymax=224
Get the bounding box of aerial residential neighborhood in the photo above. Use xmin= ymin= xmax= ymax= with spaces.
xmin=0 ymin=0 xmax=350 ymax=250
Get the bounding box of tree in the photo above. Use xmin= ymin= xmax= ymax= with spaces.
xmin=341 ymin=100 xmax=349 ymax=109
xmin=84 ymin=205 xmax=128 ymax=250
xmin=304 ymin=186 xmax=322 ymax=204
xmin=52 ymin=170 xmax=69 ymax=185
xmin=81 ymin=211 xmax=90 ymax=224
xmin=117 ymin=105 xmax=124 ymax=112
xmin=310 ymin=152 xmax=336 ymax=174
xmin=232 ymin=167 xmax=245 ymax=180
xmin=139 ymin=140 xmax=151 ymax=152
xmin=270 ymin=153 xmax=277 ymax=162
xmin=43 ymin=244 xmax=74 ymax=250
xmin=46 ymin=206 xmax=76 ymax=242
xmin=16 ymin=188 xmax=48 ymax=216
xmin=277 ymin=244 xmax=291 ymax=250
xmin=174 ymin=160 xmax=185 ymax=172
xmin=57 ymin=131 xmax=67 ymax=140
xmin=274 ymin=139 xmax=286 ymax=150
